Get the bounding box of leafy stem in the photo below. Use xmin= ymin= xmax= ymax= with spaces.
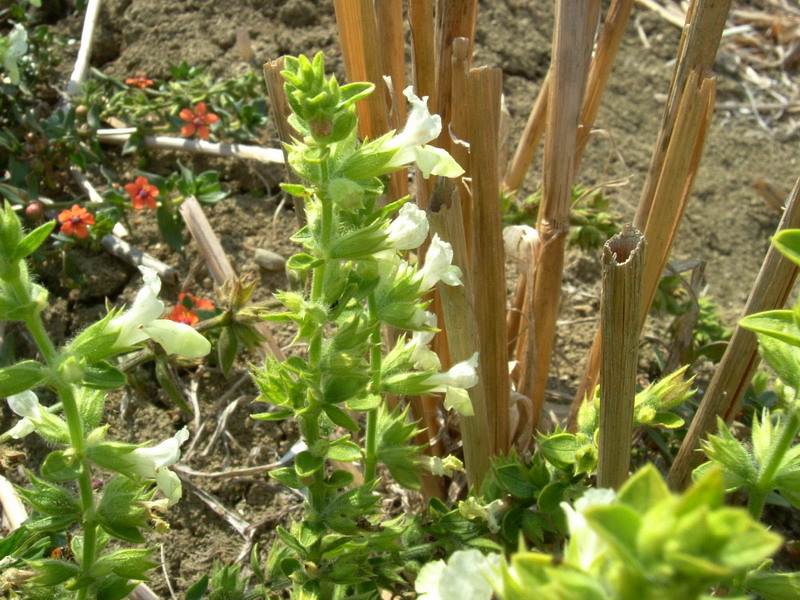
xmin=364 ymin=292 xmax=382 ymax=481
xmin=7 ymin=268 xmax=98 ymax=597
xmin=749 ymin=405 xmax=800 ymax=519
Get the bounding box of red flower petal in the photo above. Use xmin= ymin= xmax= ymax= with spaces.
xmin=197 ymin=125 xmax=209 ymax=140
xmin=195 ymin=102 xmax=207 ymax=116
xmin=204 ymin=113 xmax=219 ymax=125
xmin=179 ymin=108 xmax=194 ymax=122
xmin=181 ymin=123 xmax=196 ymax=138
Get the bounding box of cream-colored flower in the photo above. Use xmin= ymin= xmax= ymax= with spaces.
xmin=418 ymin=234 xmax=462 ymax=290
xmin=426 ymin=352 xmax=479 ymax=416
xmin=109 ymin=266 xmax=211 ymax=358
xmin=386 ymin=202 xmax=429 ymax=250
xmin=128 ymin=427 xmax=189 ymax=506
xmin=382 ymin=87 xmax=465 ymax=179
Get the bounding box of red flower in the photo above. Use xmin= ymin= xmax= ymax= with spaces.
xmin=125 ymin=73 xmax=154 ymax=89
xmin=179 ymin=102 xmax=219 ymax=140
xmin=168 ymin=305 xmax=199 ymax=326
xmin=178 ymin=292 xmax=215 ymax=311
xmin=124 ymin=176 xmax=160 ymax=211
xmin=57 ymin=204 xmax=95 ymax=239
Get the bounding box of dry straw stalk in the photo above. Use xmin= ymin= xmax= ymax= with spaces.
xmin=429 ymin=181 xmax=493 ymax=488
xmin=526 ymin=0 xmax=597 ymax=430
xmin=598 ymin=227 xmax=645 ymax=490
xmin=667 ymin=175 xmax=800 ymax=490
xmin=467 ymin=65 xmax=510 ymax=454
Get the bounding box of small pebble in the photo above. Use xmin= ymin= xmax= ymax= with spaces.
xmin=254 ymin=248 xmax=286 ymax=271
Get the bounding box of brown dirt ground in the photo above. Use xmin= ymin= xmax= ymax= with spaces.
xmin=2 ymin=0 xmax=799 ymax=594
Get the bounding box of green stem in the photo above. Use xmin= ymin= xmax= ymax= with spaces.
xmin=749 ymin=407 xmax=800 ymax=519
xmin=7 ymin=272 xmax=98 ymax=597
xmin=364 ymin=293 xmax=382 ymax=481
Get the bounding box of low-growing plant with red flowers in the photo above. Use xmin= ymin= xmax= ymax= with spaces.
xmin=124 ymin=175 xmax=159 ymax=211
xmin=179 ymin=102 xmax=218 ymax=140
xmin=56 ymin=204 xmax=95 ymax=238
xmin=124 ymin=73 xmax=154 ymax=89
xmin=168 ymin=304 xmax=199 ymax=326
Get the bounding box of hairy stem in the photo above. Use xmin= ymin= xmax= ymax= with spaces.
xmin=749 ymin=407 xmax=800 ymax=520
xmin=364 ymin=292 xmax=382 ymax=481
xmin=8 ymin=270 xmax=98 ymax=597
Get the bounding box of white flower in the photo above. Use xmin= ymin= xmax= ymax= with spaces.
xmin=2 ymin=25 xmax=28 ymax=85
xmin=459 ymin=497 xmax=507 ymax=534
xmin=416 ymin=549 xmax=501 ymax=600
xmin=418 ymin=234 xmax=462 ymax=290
xmin=109 ymin=266 xmax=211 ymax=358
xmin=560 ymin=488 xmax=616 ymax=572
xmin=409 ymin=312 xmax=441 ymax=371
xmin=423 ymin=454 xmax=464 ymax=477
xmin=129 ymin=427 xmax=189 ymax=506
xmin=4 ymin=390 xmax=39 ymax=439
xmin=426 ymin=352 xmax=479 ymax=416
xmin=386 ymin=202 xmax=429 ymax=250
xmin=383 ymin=87 xmax=465 ymax=179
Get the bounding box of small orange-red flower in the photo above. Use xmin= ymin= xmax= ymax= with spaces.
xmin=57 ymin=204 xmax=95 ymax=239
xmin=178 ymin=292 xmax=215 ymax=311
xmin=179 ymin=102 xmax=218 ymax=140
xmin=168 ymin=305 xmax=199 ymax=326
xmin=125 ymin=73 xmax=154 ymax=89
xmin=124 ymin=176 xmax=160 ymax=211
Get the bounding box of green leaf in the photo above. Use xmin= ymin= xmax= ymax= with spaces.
xmin=740 ymin=310 xmax=800 ymax=348
xmin=13 ymin=219 xmax=55 ymax=260
xmin=583 ymin=503 xmax=644 ymax=570
xmin=617 ymin=463 xmax=669 ymax=513
xmin=217 ymin=326 xmax=238 ymax=377
xmin=0 ymin=360 xmax=47 ymax=397
xmin=82 ymin=361 xmax=127 ymax=390
xmin=270 ymin=467 xmax=303 ymax=489
xmin=28 ymin=558 xmax=80 ymax=586
xmin=537 ymin=481 xmax=567 ymax=514
xmin=756 ymin=331 xmax=800 ymax=390
xmin=185 ymin=574 xmax=209 ymax=600
xmin=345 ymin=393 xmax=381 ymax=412
xmin=251 ymin=407 xmax=294 ymax=421
xmin=41 ymin=450 xmax=82 ymax=482
xmin=295 ymin=451 xmax=324 ymax=477
xmin=773 ymin=229 xmax=800 ymax=267
xmin=322 ymin=403 xmax=359 ymax=431
xmin=156 ymin=206 xmax=184 ymax=252
xmin=537 ymin=432 xmax=579 ymax=470
xmin=494 ymin=463 xmax=537 ymax=498
xmin=746 ymin=570 xmax=800 ymax=600
xmin=699 ymin=420 xmax=757 ymax=490
xmin=155 ymin=358 xmax=194 ymax=417
xmin=651 ymin=411 xmax=685 ymax=428
xmin=89 ymin=548 xmax=158 ymax=581
xmin=326 ymin=439 xmax=362 ymax=462
xmin=286 ymin=253 xmax=322 ymax=271
xmin=326 ymin=470 xmax=354 ymax=488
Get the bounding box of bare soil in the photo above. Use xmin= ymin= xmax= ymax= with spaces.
xmin=2 ymin=0 xmax=799 ymax=594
